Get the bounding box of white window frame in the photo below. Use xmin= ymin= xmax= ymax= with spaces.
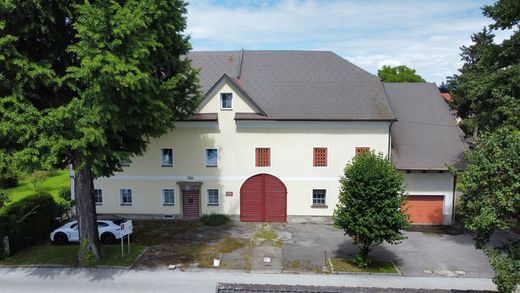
xmin=207 ymin=188 xmax=219 ymax=206
xmin=160 ymin=148 xmax=174 ymax=167
xmin=162 ymin=188 xmax=175 ymax=206
xmin=120 ymin=159 xmax=131 ymax=167
xmin=220 ymin=93 xmax=233 ymax=110
xmin=312 ymin=189 xmax=327 ymax=207
xmin=94 ymin=189 xmax=103 ymax=206
xmin=120 ymin=188 xmax=133 ymax=206
xmin=205 ymin=148 xmax=218 ymax=167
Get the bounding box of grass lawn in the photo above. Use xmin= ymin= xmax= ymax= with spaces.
xmin=0 ymin=244 xmax=147 ymax=267
xmin=3 ymin=170 xmax=69 ymax=204
xmin=330 ymin=258 xmax=398 ymax=274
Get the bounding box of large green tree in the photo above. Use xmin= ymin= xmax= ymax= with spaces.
xmin=0 ymin=0 xmax=199 ymax=265
xmin=333 ymin=151 xmax=409 ymax=267
xmin=448 ymin=1 xmax=520 ymax=292
xmin=456 ymin=129 xmax=520 ymax=293
xmin=377 ymin=65 xmax=425 ymax=83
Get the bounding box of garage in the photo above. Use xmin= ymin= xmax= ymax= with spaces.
xmin=240 ymin=174 xmax=287 ymax=222
xmin=404 ymin=196 xmax=444 ymax=224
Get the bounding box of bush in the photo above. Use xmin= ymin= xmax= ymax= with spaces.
xmin=59 ymin=187 xmax=71 ymax=202
xmin=0 ymin=214 xmax=8 ymax=259
xmin=3 ymin=193 xmax=58 ymax=253
xmin=200 ymin=213 xmax=230 ymax=226
xmin=29 ymin=170 xmax=50 ymax=191
xmin=0 ymin=192 xmax=10 ymax=209
xmin=0 ymin=170 xmax=18 ymax=189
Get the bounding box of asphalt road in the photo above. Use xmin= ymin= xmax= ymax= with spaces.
xmin=0 ymin=267 xmax=496 ymax=293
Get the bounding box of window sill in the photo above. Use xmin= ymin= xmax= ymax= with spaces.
xmin=220 ymin=108 xmax=233 ymax=111
xmin=163 ymin=204 xmax=175 ymax=206
xmin=95 ymin=203 xmax=103 ymax=206
xmin=161 ymin=165 xmax=173 ymax=168
xmin=120 ymin=203 xmax=132 ymax=206
xmin=207 ymin=204 xmax=219 ymax=207
xmin=311 ymin=204 xmax=328 ymax=209
xmin=205 ymin=165 xmax=218 ymax=168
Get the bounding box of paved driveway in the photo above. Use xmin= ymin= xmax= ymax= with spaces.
xmin=280 ymin=223 xmax=494 ymax=278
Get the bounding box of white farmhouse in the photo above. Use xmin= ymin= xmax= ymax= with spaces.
xmin=87 ymin=50 xmax=466 ymax=225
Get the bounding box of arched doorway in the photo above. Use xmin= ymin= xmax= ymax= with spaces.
xmin=240 ymin=174 xmax=287 ymax=222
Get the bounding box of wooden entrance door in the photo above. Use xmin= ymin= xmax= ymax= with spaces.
xmin=182 ymin=190 xmax=200 ymax=219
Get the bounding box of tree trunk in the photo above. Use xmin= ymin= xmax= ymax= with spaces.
xmin=74 ymin=166 xmax=101 ymax=265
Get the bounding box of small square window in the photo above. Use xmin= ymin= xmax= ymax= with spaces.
xmin=220 ymin=93 xmax=233 ymax=109
xmin=255 ymin=148 xmax=271 ymax=167
xmin=355 ymin=147 xmax=370 ymax=156
xmin=94 ymin=189 xmax=103 ymax=206
xmin=161 ymin=148 xmax=173 ymax=167
xmin=313 ymin=147 xmax=328 ymax=167
xmin=163 ymin=189 xmax=175 ymax=206
xmin=312 ymin=189 xmax=327 ymax=207
xmin=205 ymin=149 xmax=218 ymax=167
xmin=120 ymin=159 xmax=130 ymax=167
xmin=120 ymin=189 xmax=133 ymax=205
xmin=207 ymin=189 xmax=219 ymax=206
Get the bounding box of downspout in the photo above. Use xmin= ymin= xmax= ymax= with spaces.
xmin=387 ymin=122 xmax=393 ymax=160
xmin=452 ymin=174 xmax=457 ymax=224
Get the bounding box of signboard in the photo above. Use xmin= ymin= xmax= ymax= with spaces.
xmin=120 ymin=220 xmax=133 ymax=237
xmin=120 ymin=220 xmax=133 ymax=257
xmin=226 ymin=191 xmax=233 ymax=197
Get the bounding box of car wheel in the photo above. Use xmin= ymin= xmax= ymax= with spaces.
xmin=54 ymin=232 xmax=68 ymax=244
xmin=100 ymin=233 xmax=116 ymax=244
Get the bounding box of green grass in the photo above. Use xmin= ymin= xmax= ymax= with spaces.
xmin=2 ymin=170 xmax=70 ymax=204
xmin=254 ymin=228 xmax=277 ymax=241
xmin=0 ymin=244 xmax=147 ymax=267
xmin=330 ymin=258 xmax=398 ymax=274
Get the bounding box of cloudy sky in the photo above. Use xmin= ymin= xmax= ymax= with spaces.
xmin=186 ymin=0 xmax=511 ymax=84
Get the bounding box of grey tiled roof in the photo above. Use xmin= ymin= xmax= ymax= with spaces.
xmin=216 ymin=283 xmax=491 ymax=293
xmin=189 ymin=50 xmax=395 ymax=121
xmin=384 ymin=83 xmax=467 ymax=170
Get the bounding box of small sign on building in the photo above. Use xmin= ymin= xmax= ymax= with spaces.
xmin=226 ymin=192 xmax=233 ymax=197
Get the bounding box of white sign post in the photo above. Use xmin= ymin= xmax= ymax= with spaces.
xmin=120 ymin=220 xmax=133 ymax=257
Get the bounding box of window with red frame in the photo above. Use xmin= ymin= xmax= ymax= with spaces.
xmin=355 ymin=147 xmax=370 ymax=156
xmin=255 ymin=148 xmax=271 ymax=167
xmin=313 ymin=147 xmax=328 ymax=167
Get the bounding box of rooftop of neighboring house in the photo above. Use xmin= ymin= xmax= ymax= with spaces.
xmin=440 ymin=92 xmax=453 ymax=103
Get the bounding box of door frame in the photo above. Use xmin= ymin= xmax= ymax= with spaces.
xmin=177 ymin=181 xmax=203 ymax=219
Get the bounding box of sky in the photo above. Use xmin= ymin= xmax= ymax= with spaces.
xmin=185 ymin=0 xmax=511 ymax=84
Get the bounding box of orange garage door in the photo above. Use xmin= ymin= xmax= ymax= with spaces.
xmin=404 ymin=196 xmax=444 ymax=224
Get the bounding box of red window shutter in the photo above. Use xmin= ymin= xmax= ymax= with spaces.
xmin=355 ymin=147 xmax=370 ymax=156
xmin=256 ymin=148 xmax=271 ymax=167
xmin=313 ymin=147 xmax=327 ymax=167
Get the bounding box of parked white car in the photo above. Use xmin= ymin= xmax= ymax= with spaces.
xmin=50 ymin=219 xmax=128 ymax=244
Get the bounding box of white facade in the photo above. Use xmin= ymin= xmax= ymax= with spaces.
xmin=93 ymin=81 xmax=392 ymax=219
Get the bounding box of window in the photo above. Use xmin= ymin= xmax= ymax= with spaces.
xmin=313 ymin=147 xmax=328 ymax=167
xmin=94 ymin=189 xmax=103 ymax=205
xmin=220 ymin=93 xmax=233 ymax=109
xmin=161 ymin=148 xmax=173 ymax=167
xmin=205 ymin=149 xmax=218 ymax=167
xmin=120 ymin=189 xmax=133 ymax=205
xmin=97 ymin=221 xmax=108 ymax=228
xmin=255 ymin=147 xmax=271 ymax=167
xmin=163 ymin=189 xmax=175 ymax=206
xmin=312 ymin=189 xmax=327 ymax=207
xmin=120 ymin=159 xmax=130 ymax=167
xmin=207 ymin=189 xmax=219 ymax=206
xmin=355 ymin=147 xmax=370 ymax=156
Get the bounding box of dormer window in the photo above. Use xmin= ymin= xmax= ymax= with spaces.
xmin=220 ymin=93 xmax=233 ymax=110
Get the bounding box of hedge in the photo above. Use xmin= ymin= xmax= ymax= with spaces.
xmin=0 ymin=214 xmax=8 ymax=259
xmin=2 ymin=193 xmax=57 ymax=254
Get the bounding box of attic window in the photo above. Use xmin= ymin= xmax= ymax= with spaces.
xmin=220 ymin=93 xmax=233 ymax=110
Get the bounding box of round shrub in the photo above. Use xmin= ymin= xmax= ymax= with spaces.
xmin=59 ymin=187 xmax=71 ymax=202
xmin=3 ymin=193 xmax=58 ymax=253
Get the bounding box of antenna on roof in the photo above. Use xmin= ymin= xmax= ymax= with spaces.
xmin=236 ymin=47 xmax=244 ymax=79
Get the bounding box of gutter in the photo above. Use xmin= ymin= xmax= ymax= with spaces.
xmin=387 ymin=121 xmax=393 ymax=160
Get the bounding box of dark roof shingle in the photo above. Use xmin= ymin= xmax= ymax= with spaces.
xmin=384 ymin=83 xmax=466 ymax=170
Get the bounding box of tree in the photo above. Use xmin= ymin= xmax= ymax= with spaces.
xmin=0 ymin=0 xmax=200 ymax=266
xmin=333 ymin=151 xmax=409 ymax=267
xmin=377 ymin=65 xmax=426 ymax=83
xmin=455 ymin=129 xmax=520 ymax=293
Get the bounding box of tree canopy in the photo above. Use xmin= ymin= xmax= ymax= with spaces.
xmin=377 ymin=65 xmax=425 ymax=83
xmin=0 ymin=0 xmax=200 ymax=265
xmin=333 ymin=151 xmax=408 ymax=267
